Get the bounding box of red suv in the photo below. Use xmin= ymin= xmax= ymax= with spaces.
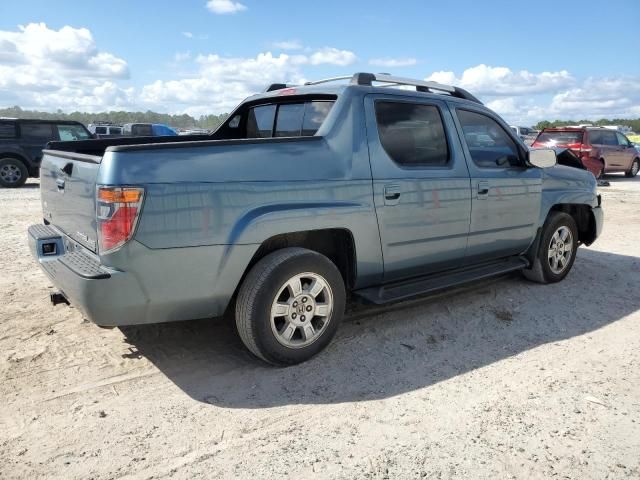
xmin=532 ymin=127 xmax=640 ymax=178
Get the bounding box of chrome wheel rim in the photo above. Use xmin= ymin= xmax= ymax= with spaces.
xmin=0 ymin=164 xmax=22 ymax=184
xmin=270 ymin=272 xmax=333 ymax=349
xmin=548 ymin=226 xmax=573 ymax=274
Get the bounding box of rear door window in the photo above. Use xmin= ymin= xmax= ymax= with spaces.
xmin=0 ymin=122 xmax=17 ymax=138
xmin=20 ymin=123 xmax=54 ymax=141
xmin=374 ymin=101 xmax=449 ymax=167
xmin=602 ymin=131 xmax=617 ymax=146
xmin=588 ymin=130 xmax=602 ymax=144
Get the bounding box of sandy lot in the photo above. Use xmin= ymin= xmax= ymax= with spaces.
xmin=1 ymin=176 xmax=639 ymax=479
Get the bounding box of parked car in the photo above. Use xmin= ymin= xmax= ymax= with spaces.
xmin=88 ymin=123 xmax=123 ymax=138
xmin=122 ymin=123 xmax=178 ymax=136
xmin=532 ymin=126 xmax=640 ymax=178
xmin=28 ymin=73 xmax=603 ymax=365
xmin=0 ymin=119 xmax=92 ymax=187
xmin=510 ymin=125 xmax=538 ymax=143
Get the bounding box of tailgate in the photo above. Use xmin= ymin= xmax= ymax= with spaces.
xmin=40 ymin=150 xmax=101 ymax=252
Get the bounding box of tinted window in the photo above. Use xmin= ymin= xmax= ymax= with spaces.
xmin=275 ymin=103 xmax=305 ymax=137
xmin=588 ymin=130 xmax=602 ymax=144
xmin=95 ymin=126 xmax=107 ymax=134
xmin=537 ymin=130 xmax=584 ymax=145
xmin=375 ymin=102 xmax=449 ymax=167
xmin=302 ymin=101 xmax=333 ymax=136
xmin=56 ymin=124 xmax=91 ymax=141
xmin=247 ymin=104 xmax=276 ymax=138
xmin=109 ymin=127 xmax=122 ymax=135
xmin=602 ymin=131 xmax=617 ymax=146
xmin=0 ymin=122 xmax=17 ymax=138
xmin=132 ymin=124 xmax=153 ymax=136
xmin=456 ymin=109 xmax=521 ymax=168
xmin=20 ymin=123 xmax=54 ymax=141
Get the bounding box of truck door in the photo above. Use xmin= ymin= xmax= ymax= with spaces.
xmin=451 ymin=106 xmax=542 ymax=263
xmin=365 ymin=95 xmax=472 ymax=282
xmin=18 ymin=122 xmax=55 ymax=170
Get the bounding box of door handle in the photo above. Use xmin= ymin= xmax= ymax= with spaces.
xmin=56 ymin=178 xmax=65 ymax=190
xmin=384 ymin=184 xmax=401 ymax=205
xmin=477 ymin=181 xmax=490 ymax=199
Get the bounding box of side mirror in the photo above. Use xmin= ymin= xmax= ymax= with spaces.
xmin=528 ymin=148 xmax=557 ymax=168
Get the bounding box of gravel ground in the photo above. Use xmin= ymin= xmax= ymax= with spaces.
xmin=1 ymin=176 xmax=639 ymax=479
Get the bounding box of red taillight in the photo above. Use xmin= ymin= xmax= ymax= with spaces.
xmin=97 ymin=186 xmax=145 ymax=253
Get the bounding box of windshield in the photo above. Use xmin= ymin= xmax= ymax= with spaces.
xmin=536 ymin=131 xmax=583 ymax=145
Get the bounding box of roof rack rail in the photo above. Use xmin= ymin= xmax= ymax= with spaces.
xmin=302 ymin=72 xmax=482 ymax=104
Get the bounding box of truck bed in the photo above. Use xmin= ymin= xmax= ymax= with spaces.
xmin=46 ymin=134 xmax=213 ymax=158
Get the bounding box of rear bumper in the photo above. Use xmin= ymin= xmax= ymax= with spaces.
xmin=591 ymin=205 xmax=603 ymax=242
xmin=28 ymin=224 xmax=258 ymax=326
xmin=29 ymin=224 xmax=149 ymax=326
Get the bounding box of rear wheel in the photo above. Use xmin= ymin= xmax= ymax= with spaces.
xmin=625 ymin=158 xmax=639 ymax=178
xmin=523 ymin=212 xmax=578 ymax=284
xmin=596 ymin=159 xmax=605 ymax=179
xmin=0 ymin=157 xmax=28 ymax=188
xmin=235 ymin=248 xmax=345 ymax=366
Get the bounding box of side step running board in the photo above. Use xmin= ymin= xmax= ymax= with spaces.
xmin=354 ymin=257 xmax=529 ymax=305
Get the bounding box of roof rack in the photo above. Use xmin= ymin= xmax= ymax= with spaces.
xmin=300 ymin=72 xmax=482 ymax=104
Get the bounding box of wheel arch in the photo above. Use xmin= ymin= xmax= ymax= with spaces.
xmin=547 ymin=203 xmax=598 ymax=245
xmin=241 ymin=229 xmax=357 ymax=291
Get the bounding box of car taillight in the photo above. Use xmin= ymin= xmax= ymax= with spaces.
xmin=96 ymin=186 xmax=145 ymax=254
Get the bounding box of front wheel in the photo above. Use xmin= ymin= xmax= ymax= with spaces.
xmin=523 ymin=212 xmax=578 ymax=284
xmin=235 ymin=248 xmax=346 ymax=366
xmin=626 ymin=159 xmax=639 ymax=178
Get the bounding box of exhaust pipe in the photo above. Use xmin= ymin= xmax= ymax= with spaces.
xmin=50 ymin=292 xmax=70 ymax=306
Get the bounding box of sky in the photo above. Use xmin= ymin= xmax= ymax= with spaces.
xmin=0 ymin=0 xmax=638 ymax=124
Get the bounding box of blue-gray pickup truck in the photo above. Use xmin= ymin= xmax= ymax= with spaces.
xmin=28 ymin=73 xmax=603 ymax=365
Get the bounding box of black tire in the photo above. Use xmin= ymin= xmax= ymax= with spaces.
xmin=0 ymin=157 xmax=28 ymax=188
xmin=235 ymin=247 xmax=346 ymax=366
xmin=596 ymin=159 xmax=605 ymax=179
xmin=523 ymin=212 xmax=578 ymax=284
xmin=625 ymin=158 xmax=639 ymax=178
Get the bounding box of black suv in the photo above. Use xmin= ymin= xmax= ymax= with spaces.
xmin=0 ymin=119 xmax=92 ymax=187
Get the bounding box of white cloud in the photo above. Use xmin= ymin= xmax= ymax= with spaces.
xmin=426 ymin=64 xmax=574 ymax=96
xmin=140 ymin=52 xmax=308 ymax=116
xmin=309 ymin=47 xmax=356 ymax=66
xmin=369 ymin=57 xmax=417 ymax=68
xmin=0 ymin=23 xmax=132 ymax=111
xmin=271 ymin=40 xmax=303 ymax=51
xmin=182 ymin=31 xmax=194 ymax=38
xmin=206 ymin=0 xmax=247 ymax=14
xmin=174 ymin=51 xmax=191 ymax=62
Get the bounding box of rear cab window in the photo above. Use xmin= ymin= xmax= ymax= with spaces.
xmin=0 ymin=122 xmax=17 ymax=138
xmin=234 ymin=98 xmax=336 ymax=139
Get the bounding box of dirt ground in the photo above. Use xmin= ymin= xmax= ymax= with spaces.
xmin=1 ymin=176 xmax=639 ymax=480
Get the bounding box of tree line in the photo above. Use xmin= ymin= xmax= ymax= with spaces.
xmin=0 ymin=106 xmax=229 ymax=130
xmin=534 ymin=118 xmax=640 ymax=132
xmin=2 ymin=106 xmax=639 ymax=133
